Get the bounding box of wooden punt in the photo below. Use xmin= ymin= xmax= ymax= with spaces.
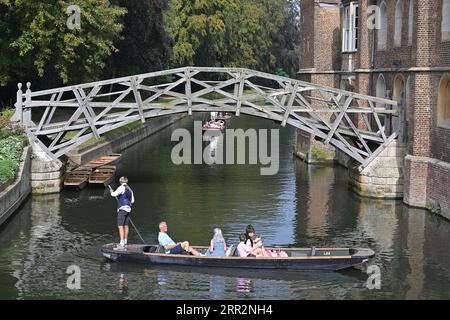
xmin=64 ymin=168 xmax=92 ymax=190
xmin=101 ymin=244 xmax=375 ymax=271
xmin=85 ymin=154 xmax=121 ymax=169
xmin=89 ymin=165 xmax=116 ymax=187
xmin=202 ymin=126 xmax=224 ymax=131
xmin=216 ymin=115 xmax=232 ymax=121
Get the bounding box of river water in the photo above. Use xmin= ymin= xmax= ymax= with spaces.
xmin=0 ymin=115 xmax=449 ymax=300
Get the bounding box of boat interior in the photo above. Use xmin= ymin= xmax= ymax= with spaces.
xmin=141 ymin=245 xmax=354 ymax=258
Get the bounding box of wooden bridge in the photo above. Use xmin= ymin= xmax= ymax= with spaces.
xmin=12 ymin=67 xmax=398 ymax=168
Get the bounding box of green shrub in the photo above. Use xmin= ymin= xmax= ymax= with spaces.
xmin=0 ymin=133 xmax=26 ymax=184
xmin=0 ymin=108 xmax=15 ymax=128
xmin=0 ymin=159 xmax=19 ymax=183
xmin=310 ymin=147 xmax=330 ymax=159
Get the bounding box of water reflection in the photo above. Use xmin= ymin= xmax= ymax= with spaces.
xmin=117 ymin=273 xmax=129 ymax=297
xmin=236 ymin=278 xmax=253 ymax=293
xmin=1 ymin=115 xmax=450 ymax=299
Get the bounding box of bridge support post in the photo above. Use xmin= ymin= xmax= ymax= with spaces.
xmin=349 ymin=141 xmax=406 ymax=199
xmin=30 ymin=142 xmax=66 ymax=194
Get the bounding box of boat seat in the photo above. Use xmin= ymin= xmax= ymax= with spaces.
xmin=232 ymin=245 xmax=239 ymax=257
xmin=225 ymin=245 xmax=235 ymax=257
xmin=156 ymin=245 xmax=166 ymax=254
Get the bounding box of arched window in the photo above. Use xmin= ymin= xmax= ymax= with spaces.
xmin=393 ymin=75 xmax=406 ymax=141
xmin=378 ymin=2 xmax=388 ymax=50
xmin=437 ymin=74 xmax=450 ymax=128
xmin=376 ymin=74 xmax=387 ymax=106
xmin=376 ymin=74 xmax=388 ymax=132
xmin=443 ymin=0 xmax=450 ymax=41
xmin=408 ymin=0 xmax=414 ymax=45
xmin=394 ymin=0 xmax=403 ymax=47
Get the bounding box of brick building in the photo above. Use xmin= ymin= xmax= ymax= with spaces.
xmin=298 ymin=0 xmax=450 ymax=219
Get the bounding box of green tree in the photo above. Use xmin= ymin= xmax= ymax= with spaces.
xmin=270 ymin=0 xmax=300 ymax=77
xmin=166 ymin=0 xmax=299 ymax=76
xmin=107 ymin=0 xmax=172 ymax=78
xmin=167 ymin=0 xmax=235 ymax=67
xmin=0 ymin=0 xmax=126 ymax=88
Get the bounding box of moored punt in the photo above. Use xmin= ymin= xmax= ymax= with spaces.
xmin=202 ymin=126 xmax=224 ymax=131
xmin=216 ymin=115 xmax=232 ymax=121
xmin=89 ymin=165 xmax=116 ymax=187
xmin=101 ymin=244 xmax=375 ymax=271
xmin=64 ymin=169 xmax=91 ymax=190
xmin=85 ymin=154 xmax=121 ymax=169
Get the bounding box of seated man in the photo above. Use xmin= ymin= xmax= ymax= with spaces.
xmin=237 ymin=233 xmax=261 ymax=257
xmin=158 ymin=221 xmax=201 ymax=256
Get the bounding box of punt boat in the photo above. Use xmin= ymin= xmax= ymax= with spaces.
xmin=63 ymin=168 xmax=92 ymax=190
xmin=216 ymin=114 xmax=232 ymax=121
xmin=89 ymin=165 xmax=116 ymax=187
xmin=101 ymin=244 xmax=375 ymax=271
xmin=85 ymin=154 xmax=121 ymax=169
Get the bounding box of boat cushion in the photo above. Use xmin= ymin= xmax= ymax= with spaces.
xmin=225 ymin=245 xmax=234 ymax=257
xmin=156 ymin=245 xmax=166 ymax=254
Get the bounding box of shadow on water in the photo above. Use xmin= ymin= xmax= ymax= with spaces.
xmin=100 ymin=259 xmax=369 ymax=283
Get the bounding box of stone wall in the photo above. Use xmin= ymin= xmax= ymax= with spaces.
xmin=67 ymin=114 xmax=185 ymax=166
xmin=30 ymin=142 xmax=65 ymax=195
xmin=404 ymin=155 xmax=450 ymax=220
xmin=349 ymin=141 xmax=405 ymax=199
xmin=30 ymin=114 xmax=186 ymax=194
xmin=0 ymin=146 xmax=31 ymax=227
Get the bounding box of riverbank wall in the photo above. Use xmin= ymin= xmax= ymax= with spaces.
xmin=32 ymin=114 xmax=186 ymax=194
xmin=0 ymin=146 xmax=31 ymax=227
xmin=67 ymin=114 xmax=185 ymax=166
xmin=294 ymin=132 xmax=406 ymax=200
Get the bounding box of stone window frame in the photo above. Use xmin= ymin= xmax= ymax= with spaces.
xmin=342 ymin=2 xmax=359 ymax=53
xmin=393 ymin=74 xmax=406 ymax=142
xmin=376 ymin=74 xmax=389 ymax=132
xmin=443 ymin=0 xmax=450 ymax=42
xmin=408 ymin=0 xmax=414 ymax=45
xmin=394 ymin=0 xmax=403 ymax=47
xmin=377 ymin=1 xmax=388 ymax=51
xmin=437 ymin=73 xmax=450 ymax=129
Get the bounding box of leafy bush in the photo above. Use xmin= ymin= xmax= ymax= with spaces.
xmin=0 ymin=132 xmax=26 ymax=184
xmin=0 ymin=108 xmax=15 ymax=129
xmin=0 ymin=159 xmax=19 ymax=183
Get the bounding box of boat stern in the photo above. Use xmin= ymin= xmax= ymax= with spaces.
xmin=351 ymin=248 xmax=375 ymax=264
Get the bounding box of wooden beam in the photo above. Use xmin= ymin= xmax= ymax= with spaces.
xmin=73 ymin=88 xmax=100 ymax=139
xmin=281 ymin=83 xmax=300 ymax=127
xmin=235 ymin=71 xmax=245 ymax=116
xmin=130 ymin=77 xmax=146 ymax=123
xmin=324 ymin=96 xmax=353 ymax=144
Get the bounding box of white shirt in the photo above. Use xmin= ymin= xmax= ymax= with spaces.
xmin=111 ymin=183 xmax=135 ymax=212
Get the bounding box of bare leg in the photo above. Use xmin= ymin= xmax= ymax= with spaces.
xmin=261 ymin=245 xmax=267 ymax=257
xmin=188 ymin=247 xmax=201 ymax=256
xmin=118 ymin=226 xmax=124 ymax=243
xmin=124 ymin=226 xmax=129 ymax=243
xmin=181 ymin=241 xmax=201 ymax=256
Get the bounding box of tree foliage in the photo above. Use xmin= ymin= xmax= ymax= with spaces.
xmin=0 ymin=0 xmax=300 ymax=106
xmin=166 ymin=0 xmax=299 ymax=76
xmin=107 ymin=0 xmax=172 ymax=77
xmin=0 ymin=0 xmax=126 ymax=87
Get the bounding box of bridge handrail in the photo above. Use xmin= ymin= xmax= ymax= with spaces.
xmin=20 ymin=67 xmax=397 ymax=107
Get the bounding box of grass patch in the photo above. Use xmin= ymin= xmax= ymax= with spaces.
xmin=74 ymin=120 xmax=144 ymax=151
xmin=310 ymin=146 xmax=332 ymax=159
xmin=0 ymin=108 xmax=15 ymax=128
